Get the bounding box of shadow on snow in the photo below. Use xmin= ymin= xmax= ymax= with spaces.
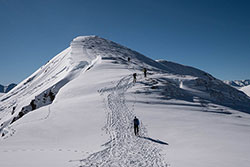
xmin=139 ymin=136 xmax=169 ymax=145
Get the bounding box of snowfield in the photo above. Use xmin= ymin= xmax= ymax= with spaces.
xmin=0 ymin=93 xmax=4 ymax=97
xmin=241 ymin=85 xmax=250 ymax=97
xmin=0 ymin=36 xmax=250 ymax=167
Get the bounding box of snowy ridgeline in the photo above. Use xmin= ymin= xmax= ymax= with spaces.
xmin=0 ymin=37 xmax=101 ymax=134
xmin=224 ymin=79 xmax=250 ymax=88
xmin=0 ymin=36 xmax=250 ymax=167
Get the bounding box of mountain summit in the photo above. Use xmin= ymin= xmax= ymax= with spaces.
xmin=0 ymin=36 xmax=250 ymax=167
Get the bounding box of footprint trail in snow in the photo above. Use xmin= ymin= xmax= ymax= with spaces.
xmin=73 ymin=75 xmax=168 ymax=167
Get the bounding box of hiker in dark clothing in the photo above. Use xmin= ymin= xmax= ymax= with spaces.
xmin=133 ymin=116 xmax=140 ymax=136
xmin=143 ymin=68 xmax=147 ymax=78
xmin=128 ymin=57 xmax=130 ymax=62
xmin=133 ymin=73 xmax=137 ymax=83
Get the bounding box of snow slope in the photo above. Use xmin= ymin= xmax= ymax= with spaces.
xmin=0 ymin=36 xmax=250 ymax=167
xmin=156 ymin=59 xmax=211 ymax=78
xmin=224 ymin=79 xmax=250 ymax=97
xmin=0 ymin=93 xmax=4 ymax=97
xmin=241 ymin=85 xmax=250 ymax=97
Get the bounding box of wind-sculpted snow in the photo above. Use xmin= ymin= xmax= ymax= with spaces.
xmin=70 ymin=75 xmax=168 ymax=167
xmin=0 ymin=37 xmax=101 ymax=138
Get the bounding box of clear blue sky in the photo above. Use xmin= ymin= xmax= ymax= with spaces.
xmin=0 ymin=0 xmax=249 ymax=85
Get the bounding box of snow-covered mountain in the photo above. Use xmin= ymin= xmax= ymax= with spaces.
xmin=224 ymin=79 xmax=250 ymax=88
xmin=0 ymin=36 xmax=250 ymax=167
xmin=224 ymin=79 xmax=250 ymax=97
xmin=241 ymin=85 xmax=250 ymax=97
xmin=156 ymin=59 xmax=212 ymax=78
xmin=0 ymin=83 xmax=16 ymax=93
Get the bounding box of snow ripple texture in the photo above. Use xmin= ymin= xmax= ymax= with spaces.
xmin=74 ymin=76 xmax=168 ymax=167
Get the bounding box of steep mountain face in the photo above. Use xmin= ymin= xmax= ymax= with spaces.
xmin=0 ymin=36 xmax=250 ymax=167
xmin=224 ymin=79 xmax=250 ymax=88
xmin=0 ymin=83 xmax=16 ymax=93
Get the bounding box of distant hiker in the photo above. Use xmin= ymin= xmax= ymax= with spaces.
xmin=143 ymin=68 xmax=147 ymax=78
xmin=133 ymin=73 xmax=137 ymax=83
xmin=128 ymin=57 xmax=131 ymax=62
xmin=133 ymin=116 xmax=140 ymax=136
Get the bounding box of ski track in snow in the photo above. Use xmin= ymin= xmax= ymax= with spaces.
xmin=70 ymin=75 xmax=168 ymax=167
